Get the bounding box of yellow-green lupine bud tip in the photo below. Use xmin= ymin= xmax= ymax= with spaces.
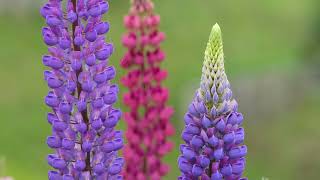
xmin=210 ymin=23 xmax=222 ymax=41
xmin=206 ymin=23 xmax=223 ymax=61
xmin=200 ymin=23 xmax=226 ymax=100
xmin=199 ymin=24 xmax=231 ymax=111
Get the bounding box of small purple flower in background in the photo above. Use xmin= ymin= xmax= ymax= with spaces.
xmin=40 ymin=0 xmax=124 ymax=179
xmin=0 ymin=158 xmax=13 ymax=180
xmin=0 ymin=177 xmax=14 ymax=180
xmin=178 ymin=24 xmax=248 ymax=180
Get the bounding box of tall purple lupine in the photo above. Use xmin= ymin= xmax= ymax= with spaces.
xmin=40 ymin=0 xmax=124 ymax=179
xmin=178 ymin=24 xmax=247 ymax=180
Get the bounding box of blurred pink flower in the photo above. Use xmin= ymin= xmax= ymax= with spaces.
xmin=121 ymin=0 xmax=175 ymax=179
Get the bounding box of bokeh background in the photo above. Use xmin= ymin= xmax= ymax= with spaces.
xmin=1 ymin=0 xmax=320 ymax=179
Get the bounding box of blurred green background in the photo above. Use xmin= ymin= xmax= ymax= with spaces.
xmin=1 ymin=0 xmax=320 ymax=179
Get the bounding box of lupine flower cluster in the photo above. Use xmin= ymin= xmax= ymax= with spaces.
xmin=178 ymin=24 xmax=247 ymax=180
xmin=120 ymin=0 xmax=175 ymax=179
xmin=40 ymin=0 xmax=124 ymax=179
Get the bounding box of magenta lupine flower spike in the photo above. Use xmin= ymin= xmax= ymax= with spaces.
xmin=41 ymin=0 xmax=124 ymax=179
xmin=178 ymin=24 xmax=247 ymax=180
xmin=120 ymin=0 xmax=175 ymax=179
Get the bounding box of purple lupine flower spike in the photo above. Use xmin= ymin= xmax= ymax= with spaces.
xmin=41 ymin=0 xmax=124 ymax=179
xmin=178 ymin=24 xmax=248 ymax=180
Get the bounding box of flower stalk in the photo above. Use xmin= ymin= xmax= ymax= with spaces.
xmin=40 ymin=0 xmax=124 ymax=179
xmin=120 ymin=0 xmax=175 ymax=179
xmin=178 ymin=24 xmax=247 ymax=180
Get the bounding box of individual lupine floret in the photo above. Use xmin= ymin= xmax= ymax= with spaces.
xmin=120 ymin=0 xmax=175 ymax=179
xmin=178 ymin=24 xmax=247 ymax=180
xmin=40 ymin=0 xmax=124 ymax=179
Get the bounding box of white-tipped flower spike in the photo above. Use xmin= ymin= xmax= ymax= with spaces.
xmin=178 ymin=24 xmax=247 ymax=180
xmin=200 ymin=24 xmax=235 ymax=114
